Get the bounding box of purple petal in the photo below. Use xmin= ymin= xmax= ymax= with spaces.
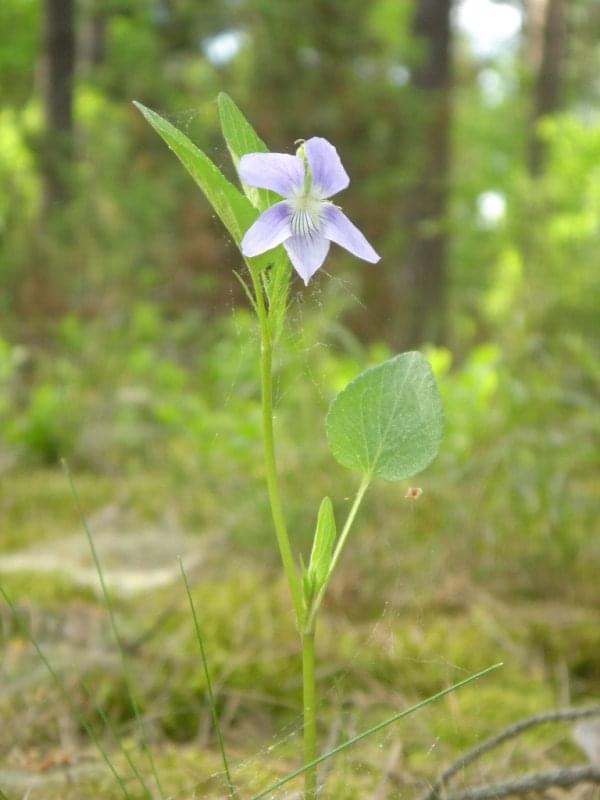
xmin=238 ymin=153 xmax=304 ymax=198
xmin=322 ymin=204 xmax=380 ymax=263
xmin=284 ymin=234 xmax=330 ymax=285
xmin=241 ymin=201 xmax=292 ymax=257
xmin=304 ymin=137 xmax=350 ymax=198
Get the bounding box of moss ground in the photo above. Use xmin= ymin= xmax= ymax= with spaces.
xmin=1 ymin=467 xmax=598 ymax=799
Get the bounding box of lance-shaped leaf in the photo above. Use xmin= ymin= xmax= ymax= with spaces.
xmin=217 ymin=92 xmax=278 ymax=212
xmin=307 ymin=497 xmax=336 ymax=590
xmin=133 ymin=101 xmax=272 ymax=271
xmin=326 ymin=352 xmax=443 ymax=482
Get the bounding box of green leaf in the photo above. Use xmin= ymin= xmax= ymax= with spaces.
xmin=307 ymin=496 xmax=337 ymax=591
xmin=217 ymin=92 xmax=278 ymax=212
xmin=302 ymin=570 xmax=316 ymax=609
xmin=326 ymin=352 xmax=443 ymax=481
xmin=133 ymin=101 xmax=273 ymax=271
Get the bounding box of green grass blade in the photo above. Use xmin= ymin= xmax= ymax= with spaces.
xmin=0 ymin=785 xmax=11 ymax=799
xmin=249 ymin=662 xmax=503 ymax=800
xmin=0 ymin=585 xmax=134 ymax=800
xmin=80 ymin=676 xmax=151 ymax=798
xmin=62 ymin=460 xmax=163 ymax=798
xmin=178 ymin=558 xmax=238 ymax=800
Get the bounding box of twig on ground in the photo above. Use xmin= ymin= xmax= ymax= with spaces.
xmin=443 ymin=765 xmax=600 ymax=800
xmin=422 ymin=704 xmax=600 ymax=800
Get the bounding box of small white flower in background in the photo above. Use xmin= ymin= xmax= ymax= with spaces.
xmin=239 ymin=137 xmax=380 ymax=285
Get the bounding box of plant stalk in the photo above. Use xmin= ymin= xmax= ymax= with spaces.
xmin=249 ymin=262 xmax=322 ymax=798
xmin=249 ymin=264 xmax=303 ymax=624
xmin=302 ymin=632 xmax=318 ymax=800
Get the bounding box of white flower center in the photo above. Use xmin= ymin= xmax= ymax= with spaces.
xmin=289 ymin=192 xmax=324 ymax=239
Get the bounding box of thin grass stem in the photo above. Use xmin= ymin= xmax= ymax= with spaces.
xmin=79 ymin=675 xmax=151 ymax=797
xmin=178 ymin=558 xmax=238 ymax=800
xmin=0 ymin=585 xmax=134 ymax=800
xmin=249 ymin=662 xmax=504 ymax=800
xmin=62 ymin=460 xmax=164 ymax=798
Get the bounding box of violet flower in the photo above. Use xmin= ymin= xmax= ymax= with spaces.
xmin=239 ymin=137 xmax=380 ymax=284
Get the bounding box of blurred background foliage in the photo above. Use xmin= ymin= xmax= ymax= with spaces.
xmin=0 ymin=0 xmax=599 ymax=797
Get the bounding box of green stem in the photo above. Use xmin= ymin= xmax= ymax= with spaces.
xmin=302 ymin=632 xmax=318 ymax=800
xmin=248 ymin=264 xmax=303 ymax=624
xmin=248 ymin=262 xmax=322 ymax=799
xmin=327 ymin=475 xmax=370 ymax=578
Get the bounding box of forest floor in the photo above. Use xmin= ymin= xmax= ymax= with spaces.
xmin=1 ymin=468 xmax=599 ymax=800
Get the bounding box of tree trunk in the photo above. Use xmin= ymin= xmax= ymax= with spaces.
xmin=528 ymin=0 xmax=567 ymax=175
xmin=403 ymin=0 xmax=453 ymax=346
xmin=40 ymin=0 xmax=76 ymax=210
xmin=79 ymin=0 xmax=107 ymax=70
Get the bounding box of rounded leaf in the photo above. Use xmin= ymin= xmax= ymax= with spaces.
xmin=326 ymin=352 xmax=443 ymax=481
